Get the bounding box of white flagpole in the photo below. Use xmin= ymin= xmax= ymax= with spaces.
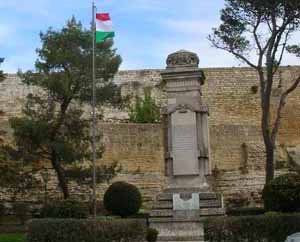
xmin=92 ymin=1 xmax=97 ymax=220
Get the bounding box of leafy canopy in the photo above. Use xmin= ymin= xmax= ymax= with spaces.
xmin=209 ymin=0 xmax=300 ymax=67
xmin=9 ymin=17 xmax=122 ymax=198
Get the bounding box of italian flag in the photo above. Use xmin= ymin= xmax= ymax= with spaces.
xmin=96 ymin=13 xmax=115 ymax=43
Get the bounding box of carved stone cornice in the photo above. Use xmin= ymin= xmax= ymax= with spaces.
xmin=161 ymin=103 xmax=209 ymax=115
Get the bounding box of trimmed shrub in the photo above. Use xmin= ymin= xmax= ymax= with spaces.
xmin=41 ymin=200 xmax=89 ymax=219
xmin=204 ymin=214 xmax=300 ymax=242
xmin=27 ymin=218 xmax=146 ymax=242
xmin=263 ymin=173 xmax=300 ymax=212
xmin=104 ymin=181 xmax=142 ymax=218
xmin=13 ymin=202 xmax=29 ymax=225
xmin=146 ymin=228 xmax=159 ymax=242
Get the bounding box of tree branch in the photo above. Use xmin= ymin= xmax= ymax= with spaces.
xmin=210 ymin=41 xmax=258 ymax=69
xmin=271 ymin=74 xmax=300 ymax=143
xmin=253 ymin=16 xmax=263 ymax=53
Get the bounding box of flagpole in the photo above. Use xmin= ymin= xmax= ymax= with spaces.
xmin=92 ymin=1 xmax=97 ymax=220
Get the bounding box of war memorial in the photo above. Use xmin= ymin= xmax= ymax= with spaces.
xmin=1 ymin=49 xmax=300 ymax=241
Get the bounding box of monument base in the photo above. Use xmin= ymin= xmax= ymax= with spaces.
xmin=149 ymin=188 xmax=225 ymax=242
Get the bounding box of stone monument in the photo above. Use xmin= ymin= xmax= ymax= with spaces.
xmin=149 ymin=50 xmax=225 ymax=242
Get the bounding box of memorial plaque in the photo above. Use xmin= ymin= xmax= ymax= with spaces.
xmin=171 ymin=110 xmax=199 ymax=175
xmin=173 ymin=193 xmax=200 ymax=210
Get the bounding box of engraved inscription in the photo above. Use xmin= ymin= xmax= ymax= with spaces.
xmin=174 ymin=125 xmax=195 ymax=150
xmin=171 ymin=110 xmax=199 ymax=176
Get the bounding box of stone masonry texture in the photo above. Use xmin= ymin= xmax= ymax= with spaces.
xmin=1 ymin=66 xmax=300 ymax=208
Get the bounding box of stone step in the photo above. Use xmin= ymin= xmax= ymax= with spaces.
xmin=199 ymin=207 xmax=225 ymax=216
xmin=154 ymin=200 xmax=173 ymax=209
xmin=199 ymin=199 xmax=222 ymax=208
xmin=150 ymin=207 xmax=225 ymax=218
xmin=157 ymin=192 xmax=221 ymax=202
xmin=149 ymin=217 xmax=203 ymax=223
xmin=158 ymin=241 xmax=203 ymax=242
xmin=198 ymin=193 xmax=219 ymax=200
xmin=157 ymin=193 xmax=172 ymax=201
xmin=150 ymin=209 xmax=173 ymax=217
xmin=164 ymin=187 xmax=210 ymax=194
xmin=157 ymin=235 xmax=204 ymax=241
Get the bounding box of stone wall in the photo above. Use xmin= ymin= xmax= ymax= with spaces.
xmin=0 ymin=122 xmax=164 ymax=208
xmin=1 ymin=66 xmax=300 ymax=207
xmin=114 ymin=66 xmax=300 ymax=207
xmin=97 ymin=123 xmax=165 ymax=204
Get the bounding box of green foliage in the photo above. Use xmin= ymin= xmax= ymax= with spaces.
xmin=287 ymin=44 xmax=300 ymax=57
xmin=0 ymin=203 xmax=5 ymax=223
xmin=13 ymin=202 xmax=29 ymax=225
xmin=209 ymin=0 xmax=300 ymax=61
xmin=0 ymin=203 xmax=4 ymax=215
xmin=204 ymin=214 xmax=300 ymax=242
xmin=263 ymin=173 xmax=300 ymax=212
xmin=146 ymin=228 xmax=159 ymax=242
xmin=0 ymin=58 xmax=5 ymax=82
xmin=93 ymin=201 xmax=110 ymax=216
xmin=104 ymin=181 xmax=142 ymax=218
xmin=65 ymin=161 xmax=121 ymax=186
xmin=0 ymin=234 xmax=25 ymax=242
xmin=40 ymin=200 xmax=89 ymax=219
xmin=226 ymin=207 xmax=266 ymax=216
xmin=129 ymin=89 xmax=160 ymax=123
xmin=9 ymin=17 xmax=122 ymax=199
xmin=0 ymin=156 xmax=39 ymax=197
xmin=27 ymin=219 xmax=146 ymax=242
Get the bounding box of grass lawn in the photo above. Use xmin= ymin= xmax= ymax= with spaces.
xmin=0 ymin=234 xmax=25 ymax=242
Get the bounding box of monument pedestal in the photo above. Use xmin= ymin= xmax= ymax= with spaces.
xmin=149 ymin=189 xmax=224 ymax=242
xmin=149 ymin=50 xmax=225 ymax=241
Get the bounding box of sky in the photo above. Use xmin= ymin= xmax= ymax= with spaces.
xmin=0 ymin=0 xmax=299 ymax=73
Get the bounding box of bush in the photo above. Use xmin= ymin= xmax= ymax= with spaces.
xmin=128 ymin=88 xmax=160 ymax=123
xmin=13 ymin=202 xmax=29 ymax=225
xmin=204 ymin=214 xmax=300 ymax=242
xmin=0 ymin=203 xmax=5 ymax=217
xmin=41 ymin=200 xmax=89 ymax=219
xmin=146 ymin=228 xmax=159 ymax=242
xmin=104 ymin=181 xmax=142 ymax=218
xmin=27 ymin=219 xmax=146 ymax=242
xmin=0 ymin=203 xmax=5 ymax=224
xmin=263 ymin=173 xmax=300 ymax=212
xmin=90 ymin=201 xmax=111 ymax=216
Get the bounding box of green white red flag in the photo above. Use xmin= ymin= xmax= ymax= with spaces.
xmin=96 ymin=13 xmax=115 ymax=43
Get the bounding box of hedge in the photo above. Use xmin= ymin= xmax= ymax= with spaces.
xmin=226 ymin=207 xmax=266 ymax=216
xmin=263 ymin=173 xmax=300 ymax=212
xmin=27 ymin=219 xmax=146 ymax=242
xmin=204 ymin=214 xmax=300 ymax=242
xmin=40 ymin=200 xmax=89 ymax=219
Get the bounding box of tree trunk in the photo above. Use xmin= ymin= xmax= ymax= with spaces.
xmin=261 ymin=89 xmax=275 ymax=185
xmin=51 ymin=154 xmax=69 ymax=199
xmin=265 ymin=143 xmax=274 ymax=184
